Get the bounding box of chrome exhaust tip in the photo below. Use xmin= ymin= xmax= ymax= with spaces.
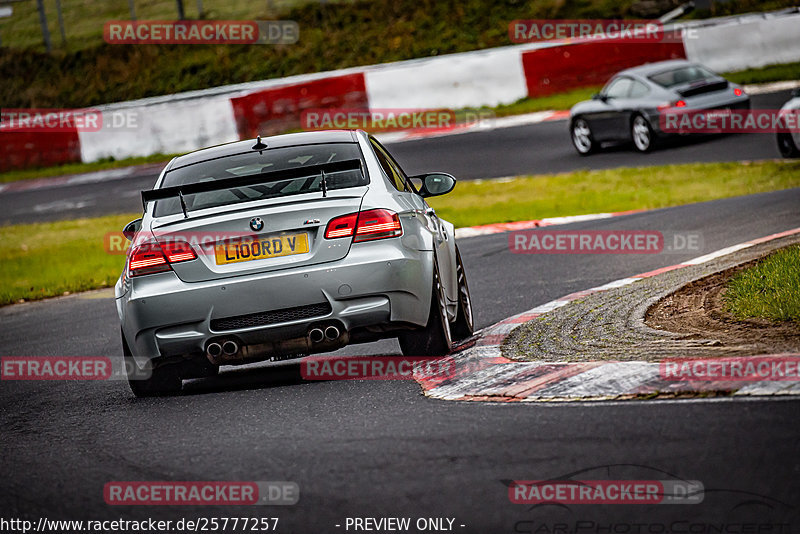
xmin=206 ymin=342 xmax=223 ymax=359
xmin=222 ymin=340 xmax=239 ymax=356
xmin=309 ymin=328 xmax=325 ymax=344
xmin=324 ymin=325 xmax=340 ymax=341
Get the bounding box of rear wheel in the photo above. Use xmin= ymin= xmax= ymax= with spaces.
xmin=631 ymin=114 xmax=656 ymax=153
xmin=777 ymin=132 xmax=800 ymax=158
xmin=571 ymin=118 xmax=596 ymax=156
xmin=398 ymin=261 xmax=452 ymax=356
xmin=122 ymin=330 xmax=182 ymax=397
xmin=451 ymin=247 xmax=474 ymax=341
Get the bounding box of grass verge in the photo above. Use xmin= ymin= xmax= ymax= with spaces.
xmin=427 ymin=160 xmax=800 ymax=228
xmin=725 ymin=245 xmax=800 ymax=322
xmin=0 ymin=214 xmax=135 ymax=306
xmin=2 ymin=160 xmax=799 ymax=306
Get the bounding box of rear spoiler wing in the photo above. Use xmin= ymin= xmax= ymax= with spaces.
xmin=141 ymin=158 xmax=364 ymax=214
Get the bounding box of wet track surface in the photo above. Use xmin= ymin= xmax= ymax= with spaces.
xmin=2 ymin=188 xmax=800 ymax=529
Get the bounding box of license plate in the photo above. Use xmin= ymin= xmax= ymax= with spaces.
xmin=214 ymin=233 xmax=309 ymax=265
xmin=705 ymin=109 xmax=731 ymax=119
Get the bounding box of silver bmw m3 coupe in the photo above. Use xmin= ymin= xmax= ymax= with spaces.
xmin=116 ymin=129 xmax=473 ymax=396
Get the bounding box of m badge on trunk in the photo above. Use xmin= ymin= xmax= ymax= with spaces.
xmin=250 ymin=217 xmax=264 ymax=232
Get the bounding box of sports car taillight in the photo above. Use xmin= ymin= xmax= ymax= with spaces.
xmin=657 ymin=100 xmax=687 ymax=111
xmin=734 ymin=88 xmax=744 ymax=96
xmin=127 ymin=240 xmax=197 ymax=277
xmin=325 ymin=209 xmax=403 ymax=242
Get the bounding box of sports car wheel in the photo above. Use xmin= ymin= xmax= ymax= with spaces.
xmin=571 ymin=118 xmax=596 ymax=156
xmin=777 ymin=132 xmax=800 ymax=158
xmin=451 ymin=247 xmax=474 ymax=341
xmin=122 ymin=330 xmax=182 ymax=397
xmin=398 ymin=260 xmax=452 ymax=356
xmin=631 ymin=114 xmax=656 ymax=153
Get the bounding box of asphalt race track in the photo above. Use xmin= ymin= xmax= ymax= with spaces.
xmin=0 ymin=90 xmax=793 ymax=226
xmin=2 ymin=188 xmax=799 ymax=530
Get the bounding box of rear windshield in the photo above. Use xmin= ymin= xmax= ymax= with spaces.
xmin=648 ymin=65 xmax=717 ymax=88
xmin=154 ymin=143 xmax=366 ymax=217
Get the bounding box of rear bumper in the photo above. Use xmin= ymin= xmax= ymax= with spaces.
xmin=648 ymin=96 xmax=751 ymax=137
xmin=117 ymin=240 xmax=433 ymax=366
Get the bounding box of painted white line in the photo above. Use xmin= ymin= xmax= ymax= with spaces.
xmin=682 ymin=243 xmax=753 ymax=265
xmin=66 ymin=167 xmax=138 ymax=185
xmin=528 ymin=300 xmax=571 ymax=314
xmin=590 ymin=278 xmax=640 ymax=291
xmin=539 ymin=213 xmax=614 ymax=226
xmin=379 ymin=110 xmax=566 ymax=145
xmin=743 ymin=80 xmax=800 ymax=96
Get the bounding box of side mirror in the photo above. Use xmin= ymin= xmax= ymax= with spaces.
xmin=410 ymin=173 xmax=456 ymax=198
xmin=792 ymin=88 xmax=800 ymax=98
xmin=122 ymin=218 xmax=142 ymax=241
xmin=592 ymin=93 xmax=607 ymax=102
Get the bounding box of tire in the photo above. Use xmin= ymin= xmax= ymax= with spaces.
xmin=122 ymin=330 xmax=182 ymax=397
xmin=777 ymin=132 xmax=800 ymax=158
xmin=631 ymin=114 xmax=656 ymax=153
xmin=571 ymin=118 xmax=596 ymax=156
xmin=450 ymin=247 xmax=474 ymax=341
xmin=398 ymin=260 xmax=452 ymax=356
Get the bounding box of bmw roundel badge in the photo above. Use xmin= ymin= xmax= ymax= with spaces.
xmin=250 ymin=217 xmax=264 ymax=232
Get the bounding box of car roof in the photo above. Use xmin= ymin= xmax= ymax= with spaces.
xmin=166 ymin=130 xmax=360 ymax=171
xmin=615 ymin=59 xmax=699 ymax=78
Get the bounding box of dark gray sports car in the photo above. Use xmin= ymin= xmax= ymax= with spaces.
xmin=569 ymin=59 xmax=750 ymax=155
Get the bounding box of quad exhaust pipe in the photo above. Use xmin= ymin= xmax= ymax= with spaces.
xmin=205 ymin=323 xmax=347 ymax=365
xmin=309 ymin=325 xmax=341 ymax=344
xmin=222 ymin=340 xmax=239 ymax=356
xmin=206 ymin=342 xmax=223 ymax=359
xmin=309 ymin=328 xmax=325 ymax=343
xmin=324 ymin=325 xmax=340 ymax=341
xmin=206 ymin=339 xmax=240 ymax=361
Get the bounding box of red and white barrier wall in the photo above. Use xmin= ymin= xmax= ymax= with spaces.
xmin=3 ymin=10 xmax=798 ymax=171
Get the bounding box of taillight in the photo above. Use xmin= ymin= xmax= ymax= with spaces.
xmin=127 ymin=240 xmax=196 ymax=277
xmin=325 ymin=209 xmax=403 ymax=242
xmin=734 ymin=88 xmax=744 ymax=96
xmin=657 ymin=100 xmax=687 ymax=111
xmin=324 ymin=213 xmax=358 ymax=239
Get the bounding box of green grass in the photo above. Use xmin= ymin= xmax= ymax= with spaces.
xmin=426 ymin=160 xmax=800 ymax=228
xmin=3 ymin=159 xmax=800 ymax=306
xmin=725 ymin=61 xmax=800 ymax=86
xmin=725 ymin=245 xmax=800 ymax=322
xmin=484 ymin=87 xmax=602 ymax=118
xmin=0 ymin=214 xmax=135 ymax=306
xmin=2 ymin=0 xmax=798 ymax=109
